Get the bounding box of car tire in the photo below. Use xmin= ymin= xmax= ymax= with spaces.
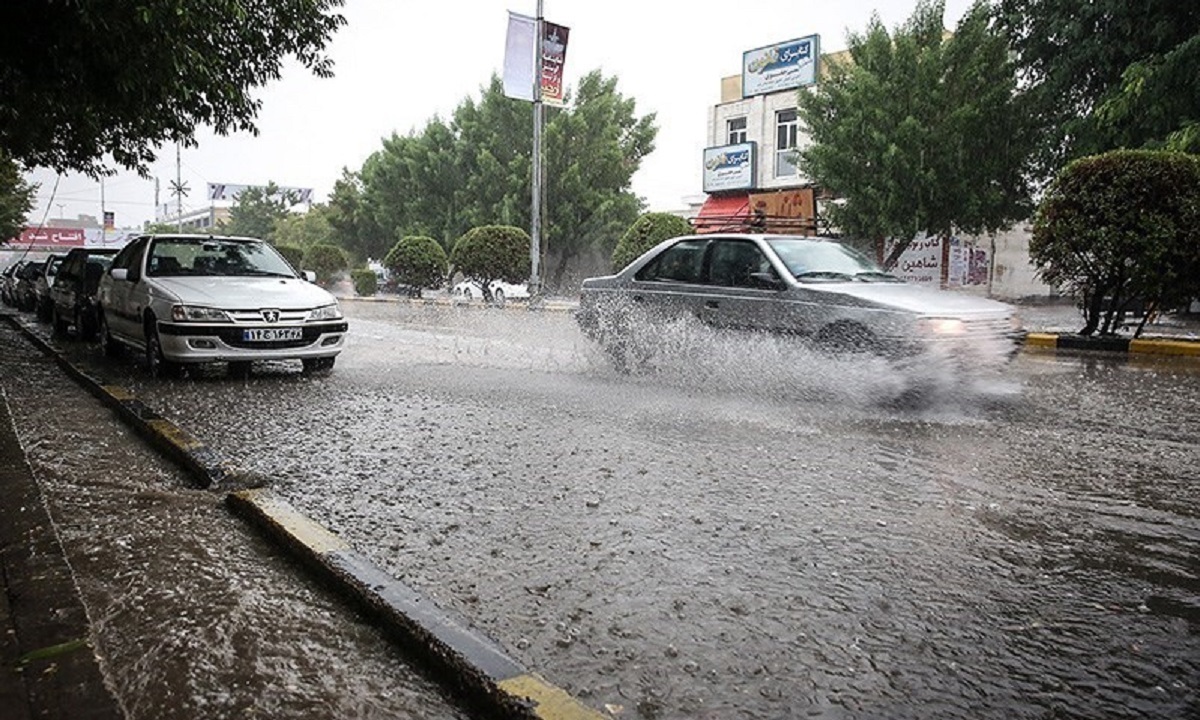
xmin=302 ymin=357 xmax=336 ymax=373
xmin=37 ymin=299 xmax=51 ymax=323
xmin=76 ymin=308 xmax=96 ymax=341
xmin=145 ymin=323 xmax=182 ymax=378
xmin=51 ymin=306 xmax=69 ymax=336
xmin=98 ymin=312 xmax=122 ymax=357
xmin=815 ymin=321 xmax=880 ymax=355
xmin=493 ymin=288 xmax=506 ymax=307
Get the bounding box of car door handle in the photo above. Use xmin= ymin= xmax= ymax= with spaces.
xmin=631 ymin=295 xmax=644 ymax=303
xmin=705 ymin=300 xmax=719 ymax=309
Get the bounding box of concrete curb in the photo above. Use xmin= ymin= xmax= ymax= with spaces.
xmin=337 ymin=295 xmax=577 ymax=314
xmin=0 ymin=311 xmax=605 ymax=720
xmin=1024 ymin=331 xmax=1200 ymax=358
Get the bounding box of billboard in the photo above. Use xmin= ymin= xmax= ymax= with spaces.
xmin=206 ymin=183 xmax=313 ymax=203
xmin=743 ymin=35 xmax=819 ymax=97
xmin=13 ymin=227 xmax=86 ymax=248
xmin=702 ymin=142 xmax=756 ymax=193
xmin=503 ymin=12 xmax=570 ymax=105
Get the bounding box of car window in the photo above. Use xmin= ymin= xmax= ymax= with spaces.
xmin=636 ymin=239 xmax=708 ymax=283
xmin=111 ymin=237 xmax=148 ymax=277
xmin=708 ymin=240 xmax=772 ymax=288
xmin=147 ymin=237 xmax=297 ymax=278
xmin=765 ymin=237 xmax=887 ymax=281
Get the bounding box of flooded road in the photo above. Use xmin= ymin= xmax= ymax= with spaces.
xmin=18 ymin=300 xmax=1200 ymax=719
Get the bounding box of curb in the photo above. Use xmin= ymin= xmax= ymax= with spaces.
xmin=0 ymin=312 xmax=605 ymax=720
xmin=1024 ymin=332 xmax=1200 ymax=358
xmin=337 ymin=295 xmax=577 ymax=314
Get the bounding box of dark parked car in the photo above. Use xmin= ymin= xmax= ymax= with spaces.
xmin=0 ymin=261 xmax=26 ymax=306
xmin=576 ymin=233 xmax=1025 ymax=372
xmin=50 ymin=248 xmax=119 ymax=339
xmin=11 ymin=261 xmax=46 ymax=312
xmin=34 ymin=253 xmax=64 ymax=321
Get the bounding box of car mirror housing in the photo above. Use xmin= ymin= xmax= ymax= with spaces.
xmin=111 ymin=268 xmax=128 ymax=281
xmin=303 ymin=270 xmax=317 ymax=283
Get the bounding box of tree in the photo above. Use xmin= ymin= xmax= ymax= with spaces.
xmin=303 ymin=243 xmax=348 ymax=287
xmin=383 ymin=235 xmax=449 ymax=293
xmin=222 ymin=183 xmax=297 ymax=241
xmin=0 ymin=151 xmax=35 ymax=243
xmin=449 ymin=226 xmax=530 ymax=303
xmin=1030 ymin=150 xmax=1200 ymax=337
xmin=611 ymin=213 xmax=693 ymax=271
xmin=0 ymin=2 xmax=345 ymax=177
xmin=275 ymin=245 xmax=306 ymax=274
xmin=797 ymin=0 xmax=1033 ymax=268
xmin=355 ymin=71 xmax=655 ymax=290
xmin=273 ymin=205 xmax=338 ymax=253
xmin=326 ymin=169 xmax=389 ymax=262
xmin=994 ymin=0 xmax=1200 ymax=178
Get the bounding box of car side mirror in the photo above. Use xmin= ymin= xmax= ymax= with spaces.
xmin=303 ymin=270 xmax=317 ymax=283
xmin=749 ymin=271 xmax=785 ymax=290
xmin=111 ymin=268 xmax=128 ymax=281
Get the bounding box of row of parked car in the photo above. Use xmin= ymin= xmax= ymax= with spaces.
xmin=2 ymin=234 xmax=349 ymax=378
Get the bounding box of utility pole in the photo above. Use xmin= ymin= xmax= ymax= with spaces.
xmin=169 ymin=144 xmax=189 ymax=233
xmin=529 ymin=0 xmax=544 ymax=304
xmin=100 ymin=178 xmax=106 ymax=244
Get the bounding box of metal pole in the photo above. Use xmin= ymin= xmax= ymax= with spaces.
xmin=100 ymin=178 xmax=106 ymax=244
xmin=530 ymin=0 xmax=544 ymax=301
xmin=176 ymin=144 xmax=183 ymax=232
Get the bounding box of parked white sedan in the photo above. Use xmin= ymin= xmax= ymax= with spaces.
xmin=97 ymin=234 xmax=348 ymax=377
xmin=452 ymin=279 xmax=530 ymax=305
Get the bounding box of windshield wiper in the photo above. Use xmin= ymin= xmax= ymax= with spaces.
xmin=795 ymin=270 xmax=854 ymax=282
xmin=854 ymin=271 xmax=902 ymax=283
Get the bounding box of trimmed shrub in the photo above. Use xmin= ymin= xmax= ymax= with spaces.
xmin=383 ymin=235 xmax=448 ymax=291
xmin=449 ymin=225 xmax=530 ymax=300
xmin=275 ymin=244 xmax=306 ymax=274
xmin=611 ymin=212 xmax=693 ymax=271
xmin=303 ymin=243 xmax=348 ymax=287
xmin=1032 ymin=150 xmax=1200 ymax=336
xmin=350 ymin=268 xmax=378 ymax=297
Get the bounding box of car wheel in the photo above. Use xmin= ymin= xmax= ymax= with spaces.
xmin=37 ymin=299 xmax=51 ymax=323
xmin=227 ymin=361 xmax=252 ymax=379
xmin=814 ymin=321 xmax=879 ymax=355
xmin=98 ymin=312 xmax=122 ymax=357
xmin=76 ymin=308 xmax=95 ymax=341
xmin=493 ymin=288 xmax=506 ymax=307
xmin=302 ymin=357 xmax=336 ymax=373
xmin=145 ymin=323 xmax=182 ymax=378
xmin=51 ymin=306 xmax=69 ymax=336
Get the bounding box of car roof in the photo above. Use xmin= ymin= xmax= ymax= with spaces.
xmin=145 ymin=233 xmax=264 ymax=242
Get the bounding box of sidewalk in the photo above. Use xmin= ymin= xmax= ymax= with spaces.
xmin=0 ymin=390 xmax=124 ymax=719
xmin=1015 ymin=300 xmax=1200 ymax=357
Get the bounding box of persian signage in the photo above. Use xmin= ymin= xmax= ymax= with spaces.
xmin=743 ymin=35 xmax=819 ymax=97
xmin=702 ymin=142 xmax=756 ymax=193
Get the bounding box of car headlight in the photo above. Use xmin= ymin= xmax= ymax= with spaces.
xmin=172 ymin=305 xmax=232 ymax=322
xmin=918 ymin=317 xmax=967 ymax=335
xmin=308 ymin=303 xmax=342 ymax=321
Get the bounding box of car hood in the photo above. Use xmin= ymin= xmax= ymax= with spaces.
xmin=150 ymin=276 xmax=336 ymax=308
xmin=807 ymin=281 xmax=1013 ymax=316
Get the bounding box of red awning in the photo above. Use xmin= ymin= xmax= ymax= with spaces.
xmin=692 ymin=194 xmax=749 ymax=234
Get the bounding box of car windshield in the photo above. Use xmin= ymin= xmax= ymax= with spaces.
xmin=765 ymin=238 xmax=900 ymax=283
xmin=146 ymin=237 xmax=297 ymax=278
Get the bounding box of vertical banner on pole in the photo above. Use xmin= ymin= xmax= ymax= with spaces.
xmin=540 ymin=21 xmax=569 ymax=106
xmin=503 ymin=12 xmax=536 ymax=101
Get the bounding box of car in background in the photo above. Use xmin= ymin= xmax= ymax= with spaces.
xmin=0 ymin=261 xmax=27 ymax=306
xmin=33 ymin=253 xmax=64 ymax=321
xmin=11 ymin=260 xmax=46 ymax=312
xmin=452 ymin=279 xmax=530 ymax=305
xmin=97 ymin=234 xmax=348 ymax=377
xmin=49 ymin=247 xmax=119 ymax=339
xmin=575 ymin=233 xmax=1024 ymax=371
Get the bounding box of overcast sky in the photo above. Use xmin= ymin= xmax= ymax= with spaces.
xmin=27 ymin=0 xmax=973 ymax=229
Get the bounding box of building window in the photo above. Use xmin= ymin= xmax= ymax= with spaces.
xmin=727 ymin=116 xmax=747 ymax=145
xmin=775 ymin=108 xmax=798 ymax=177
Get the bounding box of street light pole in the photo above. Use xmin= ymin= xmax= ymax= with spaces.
xmin=530 ymin=0 xmax=544 ymax=304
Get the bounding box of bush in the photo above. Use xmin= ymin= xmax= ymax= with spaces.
xmin=275 ymin=244 xmax=305 ymax=274
xmin=611 ymin=212 xmax=692 ymax=271
xmin=1031 ymin=150 xmax=1200 ymax=336
xmin=303 ymin=243 xmax=348 ymax=287
xmin=350 ymin=268 xmax=378 ymax=297
xmin=383 ymin=235 xmax=448 ymax=292
xmin=449 ymin=225 xmax=530 ymax=300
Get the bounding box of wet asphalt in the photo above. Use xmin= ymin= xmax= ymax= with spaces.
xmin=4 ymin=300 xmax=1199 ymax=719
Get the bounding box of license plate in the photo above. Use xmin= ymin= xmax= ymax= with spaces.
xmin=243 ymin=327 xmax=303 ymax=342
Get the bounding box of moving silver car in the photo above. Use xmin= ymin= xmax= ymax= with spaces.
xmin=576 ymin=233 xmax=1024 ymax=372
xmin=97 ymin=234 xmax=348 ymax=377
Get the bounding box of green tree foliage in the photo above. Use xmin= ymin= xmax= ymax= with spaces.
xmin=222 ymin=183 xmax=297 ymax=241
xmin=350 ymin=268 xmax=378 ymax=297
xmin=303 ymin=243 xmax=348 ymax=287
xmin=1030 ymin=150 xmax=1200 ymax=337
xmin=326 ymin=169 xmax=389 ymax=262
xmin=273 ymin=205 xmax=337 ymax=253
xmin=798 ymin=0 xmax=1032 ymax=267
xmin=383 ymin=235 xmax=449 ymax=291
xmin=0 ymin=2 xmax=345 ymax=176
xmin=994 ymin=0 xmax=1200 ymax=178
xmin=611 ymin=213 xmax=693 ymax=271
xmin=275 ymin=244 xmax=306 ymax=274
xmin=349 ymin=71 xmax=655 ymax=290
xmin=0 ymin=151 xmax=35 ymax=243
xmin=449 ymin=225 xmax=531 ymax=302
